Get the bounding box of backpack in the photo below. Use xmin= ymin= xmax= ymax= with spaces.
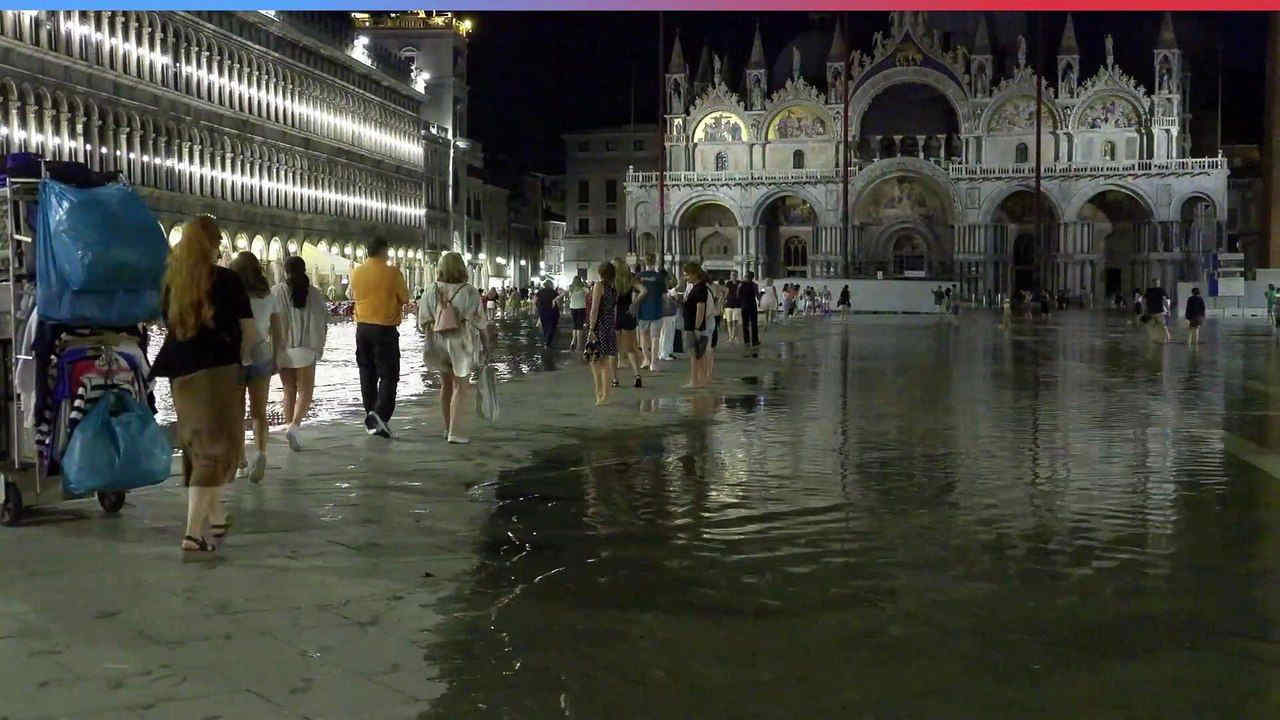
xmin=433 ymin=284 xmax=466 ymax=333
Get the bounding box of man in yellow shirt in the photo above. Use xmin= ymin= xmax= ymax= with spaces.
xmin=349 ymin=237 xmax=409 ymax=438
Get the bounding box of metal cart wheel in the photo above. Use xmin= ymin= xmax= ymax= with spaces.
xmin=97 ymin=490 xmax=126 ymax=514
xmin=1 ymin=481 xmax=22 ymax=527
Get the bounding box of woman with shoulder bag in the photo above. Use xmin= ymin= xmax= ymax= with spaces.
xmin=272 ymin=256 xmax=328 ymax=452
xmin=417 ymin=252 xmax=489 ymax=444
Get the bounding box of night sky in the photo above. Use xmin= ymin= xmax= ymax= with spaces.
xmin=466 ymin=12 xmax=1267 ymax=177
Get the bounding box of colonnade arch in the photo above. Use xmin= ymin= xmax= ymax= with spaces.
xmin=0 ymin=11 xmax=424 ymax=166
xmin=0 ymin=75 xmax=424 ymax=228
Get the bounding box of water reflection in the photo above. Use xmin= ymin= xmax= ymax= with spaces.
xmin=418 ymin=313 xmax=1277 ymax=717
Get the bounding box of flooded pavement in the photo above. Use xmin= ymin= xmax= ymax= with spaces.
xmin=419 ymin=312 xmax=1279 ymax=718
xmin=5 ymin=310 xmax=1279 ymax=718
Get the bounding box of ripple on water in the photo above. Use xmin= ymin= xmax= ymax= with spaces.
xmin=411 ymin=313 xmax=1276 ymax=718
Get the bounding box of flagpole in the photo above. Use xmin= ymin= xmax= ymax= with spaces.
xmin=658 ymin=12 xmax=666 ymax=273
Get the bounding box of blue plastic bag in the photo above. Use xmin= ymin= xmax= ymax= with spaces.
xmin=61 ymin=390 xmax=172 ymax=496
xmin=36 ymin=179 xmax=167 ymax=326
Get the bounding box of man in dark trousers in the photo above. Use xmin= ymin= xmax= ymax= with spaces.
xmin=350 ymin=237 xmax=408 ymax=438
xmin=738 ymin=271 xmax=761 ymax=357
xmin=535 ymin=279 xmax=561 ymax=348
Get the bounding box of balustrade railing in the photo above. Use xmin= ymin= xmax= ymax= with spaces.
xmin=625 ymin=156 xmax=1226 ymax=186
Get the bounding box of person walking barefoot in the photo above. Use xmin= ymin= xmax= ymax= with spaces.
xmin=612 ymin=258 xmax=644 ymax=388
xmin=586 ymin=261 xmax=618 ymax=405
xmin=681 ymin=262 xmax=712 ymax=388
xmin=1185 ymin=286 xmax=1206 ymax=348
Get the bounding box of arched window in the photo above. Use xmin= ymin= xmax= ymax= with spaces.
xmin=1015 ymin=143 xmax=1029 ymax=164
xmin=792 ymin=149 xmax=805 ymax=169
xmin=715 ymin=151 xmax=728 ymax=172
xmin=1101 ymin=141 xmax=1116 ymax=162
xmin=783 ymin=236 xmax=808 ymax=270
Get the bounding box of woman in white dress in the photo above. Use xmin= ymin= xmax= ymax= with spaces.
xmin=760 ymin=278 xmax=780 ymax=328
xmin=230 ymin=252 xmax=283 ymax=483
xmin=272 ymin=256 xmax=328 ymax=452
xmin=417 ymin=251 xmax=489 ymax=444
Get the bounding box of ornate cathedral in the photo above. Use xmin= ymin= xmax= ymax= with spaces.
xmin=625 ymin=11 xmax=1228 ymax=301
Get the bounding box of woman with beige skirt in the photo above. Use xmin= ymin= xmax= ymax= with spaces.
xmin=417 ymin=251 xmax=489 ymax=444
xmin=151 ymin=216 xmax=259 ymax=553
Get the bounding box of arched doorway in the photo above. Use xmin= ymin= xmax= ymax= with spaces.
xmin=758 ymin=195 xmax=816 ymax=278
xmin=1078 ymin=190 xmax=1152 ymax=297
xmin=677 ymin=201 xmax=739 ymax=278
xmin=891 ymin=232 xmax=928 ymax=276
xmin=854 ymin=174 xmax=951 ymax=279
xmin=992 ymin=189 xmax=1059 ymax=293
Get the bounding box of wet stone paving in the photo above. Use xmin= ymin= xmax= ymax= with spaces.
xmin=1 ymin=310 xmax=1278 ymax=719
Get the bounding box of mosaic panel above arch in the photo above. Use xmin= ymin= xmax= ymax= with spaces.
xmin=987 ymin=96 xmax=1059 ymax=134
xmin=855 ymin=176 xmax=947 ymax=226
xmin=694 ymin=112 xmax=746 ymax=143
xmin=767 ymin=106 xmax=830 ymax=140
xmin=1075 ymin=95 xmax=1142 ymax=130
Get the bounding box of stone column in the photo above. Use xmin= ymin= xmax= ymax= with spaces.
xmin=916 ymin=135 xmax=926 ymax=159
xmin=1267 ymin=12 xmax=1280 ymax=268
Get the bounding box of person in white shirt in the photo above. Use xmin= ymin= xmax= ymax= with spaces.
xmin=417 ymin=252 xmax=489 ymax=443
xmin=567 ymin=276 xmax=589 ymax=351
xmin=271 ymin=256 xmax=328 ymax=452
xmin=230 ymin=252 xmax=284 ymax=483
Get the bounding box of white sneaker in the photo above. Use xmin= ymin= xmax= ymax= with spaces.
xmin=286 ymin=427 xmax=303 ymax=452
xmin=447 ymin=435 xmax=470 ymax=445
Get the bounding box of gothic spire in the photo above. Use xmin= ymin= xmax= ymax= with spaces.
xmin=693 ymin=41 xmax=713 ymax=95
xmin=1059 ymin=14 xmax=1078 ymax=54
xmin=973 ymin=15 xmax=992 ymax=55
xmin=668 ymin=32 xmax=685 ymax=75
xmin=747 ymin=21 xmax=766 ymax=69
xmin=1156 ymin=12 xmax=1178 ymax=50
xmin=827 ymin=19 xmax=848 ymax=62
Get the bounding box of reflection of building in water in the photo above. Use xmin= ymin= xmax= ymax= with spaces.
xmin=626 ymin=11 xmax=1227 ymax=301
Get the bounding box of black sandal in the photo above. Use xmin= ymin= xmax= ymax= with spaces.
xmin=182 ymin=535 xmax=217 ymax=552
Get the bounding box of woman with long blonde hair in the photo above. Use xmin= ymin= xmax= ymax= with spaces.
xmin=230 ymin=252 xmax=284 ymax=483
xmin=417 ymin=251 xmax=488 ymax=443
xmin=151 ymin=216 xmax=258 ymax=553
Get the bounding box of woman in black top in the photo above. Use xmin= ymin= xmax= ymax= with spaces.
xmin=1185 ymin=286 xmax=1206 ymax=347
xmin=151 ymin=216 xmax=259 ymax=553
xmin=723 ymin=279 xmax=741 ymax=345
xmin=681 ymin=262 xmax=712 ymax=388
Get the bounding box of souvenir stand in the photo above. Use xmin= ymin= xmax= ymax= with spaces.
xmin=0 ymin=166 xmax=159 ymax=526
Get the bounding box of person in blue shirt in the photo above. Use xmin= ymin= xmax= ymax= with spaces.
xmin=633 ymin=253 xmax=671 ymax=373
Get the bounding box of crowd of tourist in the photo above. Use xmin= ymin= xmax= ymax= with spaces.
xmin=155 ymin=213 xmax=1222 ymax=552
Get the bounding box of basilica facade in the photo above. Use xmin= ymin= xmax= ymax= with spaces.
xmin=625 ymin=12 xmax=1228 ymax=300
